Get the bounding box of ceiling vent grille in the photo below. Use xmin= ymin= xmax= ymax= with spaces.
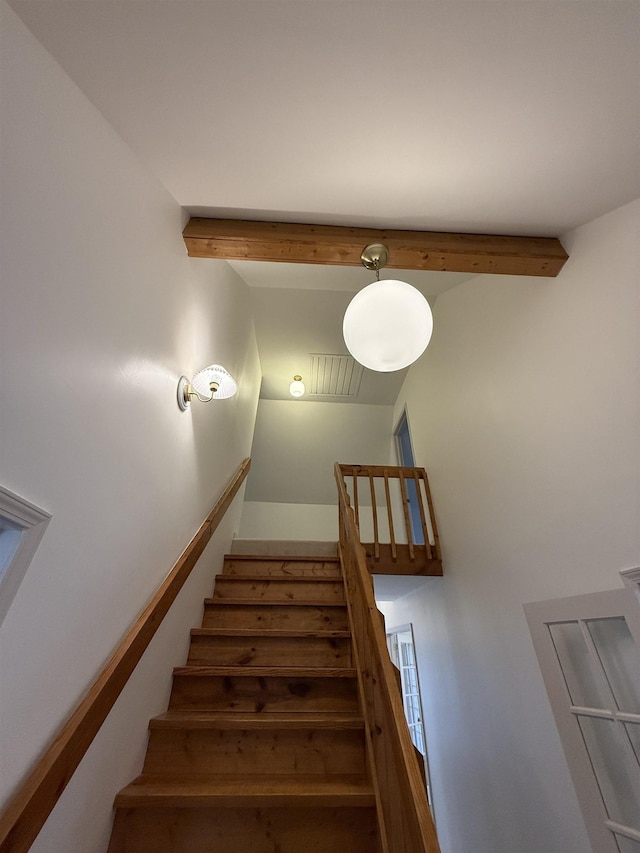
xmin=309 ymin=354 xmax=364 ymax=397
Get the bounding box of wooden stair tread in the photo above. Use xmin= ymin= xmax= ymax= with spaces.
xmin=173 ymin=665 xmax=357 ymax=678
xmin=217 ymin=576 xmax=342 ymax=583
xmin=204 ymin=598 xmax=346 ymax=607
xmin=115 ymin=775 xmax=375 ymax=808
xmin=190 ymin=627 xmax=351 ymax=638
xmin=224 ymin=555 xmax=340 ymax=563
xmin=150 ymin=711 xmax=364 ymax=729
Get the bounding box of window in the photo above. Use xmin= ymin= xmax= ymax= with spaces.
xmin=0 ymin=486 xmax=51 ymax=626
xmin=525 ymin=589 xmax=640 ymax=852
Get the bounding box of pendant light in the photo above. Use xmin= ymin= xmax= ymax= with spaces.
xmin=343 ymin=243 xmax=433 ymax=372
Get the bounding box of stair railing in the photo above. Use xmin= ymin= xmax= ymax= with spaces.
xmin=338 ymin=464 xmax=442 ymax=576
xmin=335 ymin=462 xmax=441 ymax=853
xmin=0 ymin=458 xmax=251 ymax=853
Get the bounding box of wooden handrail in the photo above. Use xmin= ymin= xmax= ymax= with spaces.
xmin=334 ymin=463 xmax=441 ymax=853
xmin=0 ymin=457 xmax=251 ymax=853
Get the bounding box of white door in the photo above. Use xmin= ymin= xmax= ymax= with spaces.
xmin=387 ymin=624 xmax=435 ymax=814
xmin=525 ymin=588 xmax=640 ymax=853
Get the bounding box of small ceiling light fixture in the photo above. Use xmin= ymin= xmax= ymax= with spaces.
xmin=289 ymin=375 xmax=305 ymax=397
xmin=343 ymin=243 xmax=433 ymax=372
xmin=177 ymin=364 xmax=237 ymax=411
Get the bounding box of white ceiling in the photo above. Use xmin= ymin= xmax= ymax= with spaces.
xmin=10 ymin=0 xmax=640 ymax=404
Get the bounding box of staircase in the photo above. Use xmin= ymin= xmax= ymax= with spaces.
xmin=107 ymin=551 xmax=380 ymax=852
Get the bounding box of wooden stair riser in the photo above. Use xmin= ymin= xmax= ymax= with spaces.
xmin=109 ymin=806 xmax=378 ymax=853
xmin=188 ymin=633 xmax=352 ymax=668
xmin=223 ymin=558 xmax=341 ymax=578
xmin=143 ymin=727 xmax=366 ymax=776
xmin=213 ymin=577 xmax=345 ymax=602
xmin=202 ymin=602 xmax=349 ymax=632
xmin=169 ymin=673 xmax=358 ymax=713
xmin=108 ymin=544 xmax=384 ymax=853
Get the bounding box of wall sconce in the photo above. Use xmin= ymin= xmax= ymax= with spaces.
xmin=343 ymin=243 xmax=433 ymax=372
xmin=289 ymin=375 xmax=305 ymax=397
xmin=177 ymin=364 xmax=237 ymax=411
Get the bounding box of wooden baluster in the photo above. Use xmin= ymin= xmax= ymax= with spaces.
xmin=414 ymin=471 xmax=432 ymax=560
xmin=353 ymin=472 xmax=360 ymax=529
xmin=383 ymin=471 xmax=397 ymax=561
xmin=398 ymin=471 xmax=415 ymax=561
xmin=369 ymin=472 xmax=380 ymax=560
xmin=420 ymin=469 xmax=441 ymax=561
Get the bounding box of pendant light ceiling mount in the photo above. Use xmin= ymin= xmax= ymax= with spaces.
xmin=360 ymin=243 xmax=389 ymax=272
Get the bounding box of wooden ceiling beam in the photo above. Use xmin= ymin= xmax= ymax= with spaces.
xmin=183 ymin=217 xmax=568 ymax=277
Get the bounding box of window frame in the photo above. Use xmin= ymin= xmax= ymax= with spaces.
xmin=0 ymin=485 xmax=51 ymax=626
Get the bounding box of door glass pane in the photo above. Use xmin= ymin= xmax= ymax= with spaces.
xmin=406 ymin=669 xmax=418 ymax=694
xmin=400 ymin=643 xmax=411 ymax=667
xmin=577 ymin=715 xmax=640 ymax=828
xmin=411 ymin=724 xmax=425 ymax=753
xmin=405 ymin=701 xmax=416 ymax=725
xmin=625 ymin=722 xmax=640 ymax=765
xmin=550 ymin=622 xmax=612 ymax=708
xmin=587 ymin=618 xmax=640 ymax=713
xmin=411 ymin=696 xmax=421 ymax=720
xmin=387 ymin=634 xmax=399 ymax=666
xmin=401 ymin=642 xmax=415 ymax=667
xmin=615 ymin=835 xmax=640 ymax=853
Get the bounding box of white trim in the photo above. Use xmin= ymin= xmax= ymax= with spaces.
xmin=620 ymin=567 xmax=640 ymax=603
xmin=606 ymin=820 xmax=640 ymax=843
xmin=0 ymin=486 xmax=51 ymax=626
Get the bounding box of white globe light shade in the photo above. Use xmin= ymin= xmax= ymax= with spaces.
xmin=289 ymin=378 xmax=305 ymax=397
xmin=343 ymin=279 xmax=433 ymax=372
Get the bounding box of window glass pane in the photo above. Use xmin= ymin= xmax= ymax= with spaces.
xmin=577 ymin=716 xmax=640 ymax=829
xmin=625 ymin=723 xmax=640 ymax=766
xmin=587 ymin=618 xmax=640 ymax=713
xmin=0 ymin=526 xmax=24 ymax=581
xmin=615 ymin=835 xmax=640 ymax=853
xmin=549 ymin=621 xmax=612 ymax=708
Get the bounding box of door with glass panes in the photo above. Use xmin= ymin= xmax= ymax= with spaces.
xmin=525 ymin=588 xmax=640 ymax=853
xmin=387 ymin=624 xmax=434 ymax=814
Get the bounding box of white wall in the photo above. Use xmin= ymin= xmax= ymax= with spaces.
xmin=239 ymin=499 xmax=417 ymax=544
xmin=379 ymin=199 xmax=640 ymax=853
xmin=242 ymin=399 xmax=394 ymax=538
xmin=239 ymin=502 xmax=339 ymax=540
xmin=0 ymin=6 xmax=261 ymax=851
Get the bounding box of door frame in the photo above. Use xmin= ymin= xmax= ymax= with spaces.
xmin=386 ymin=621 xmax=436 ymax=820
xmin=393 ymin=407 xmax=425 ymax=545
